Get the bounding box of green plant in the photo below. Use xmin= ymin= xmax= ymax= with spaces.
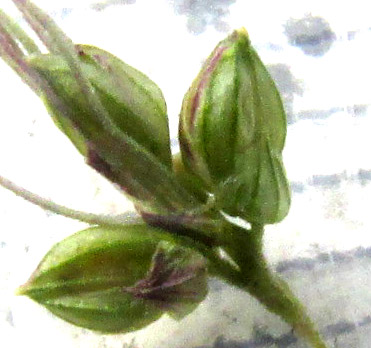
xmin=0 ymin=1 xmax=328 ymax=347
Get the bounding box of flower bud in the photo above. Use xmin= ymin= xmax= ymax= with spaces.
xmin=29 ymin=44 xmax=171 ymax=166
xmin=179 ymin=28 xmax=290 ymax=224
xmin=28 ymin=48 xmax=198 ymax=213
xmin=80 ymin=44 xmax=173 ymax=167
xmin=17 ymin=225 xmax=163 ymax=333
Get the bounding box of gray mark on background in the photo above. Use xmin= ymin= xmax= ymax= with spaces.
xmin=91 ymin=0 xmax=136 ymax=11
xmin=284 ymin=14 xmax=336 ymax=56
xmin=169 ymin=0 xmax=236 ymax=35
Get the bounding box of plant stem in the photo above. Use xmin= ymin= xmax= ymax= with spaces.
xmin=0 ymin=174 xmax=140 ymax=226
xmin=221 ymin=223 xmax=328 ymax=348
xmin=0 ymin=9 xmax=41 ymax=55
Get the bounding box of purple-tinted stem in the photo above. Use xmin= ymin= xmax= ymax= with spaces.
xmin=0 ymin=23 xmax=39 ymax=92
xmin=11 ymin=0 xmax=119 ymax=139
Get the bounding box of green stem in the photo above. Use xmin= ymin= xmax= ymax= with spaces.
xmin=0 ymin=9 xmax=41 ymax=55
xmin=0 ymin=174 xmax=141 ymax=226
xmin=220 ymin=223 xmax=328 ymax=348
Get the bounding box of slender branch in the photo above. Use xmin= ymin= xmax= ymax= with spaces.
xmin=0 ymin=174 xmax=141 ymax=226
xmin=0 ymin=22 xmax=41 ymax=92
xmin=0 ymin=9 xmax=41 ymax=55
xmin=12 ymin=0 xmax=130 ymax=141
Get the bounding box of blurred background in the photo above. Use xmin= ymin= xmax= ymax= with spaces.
xmin=0 ymin=0 xmax=370 ymax=347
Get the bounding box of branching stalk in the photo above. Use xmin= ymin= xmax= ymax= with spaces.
xmin=0 ymin=3 xmax=331 ymax=346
